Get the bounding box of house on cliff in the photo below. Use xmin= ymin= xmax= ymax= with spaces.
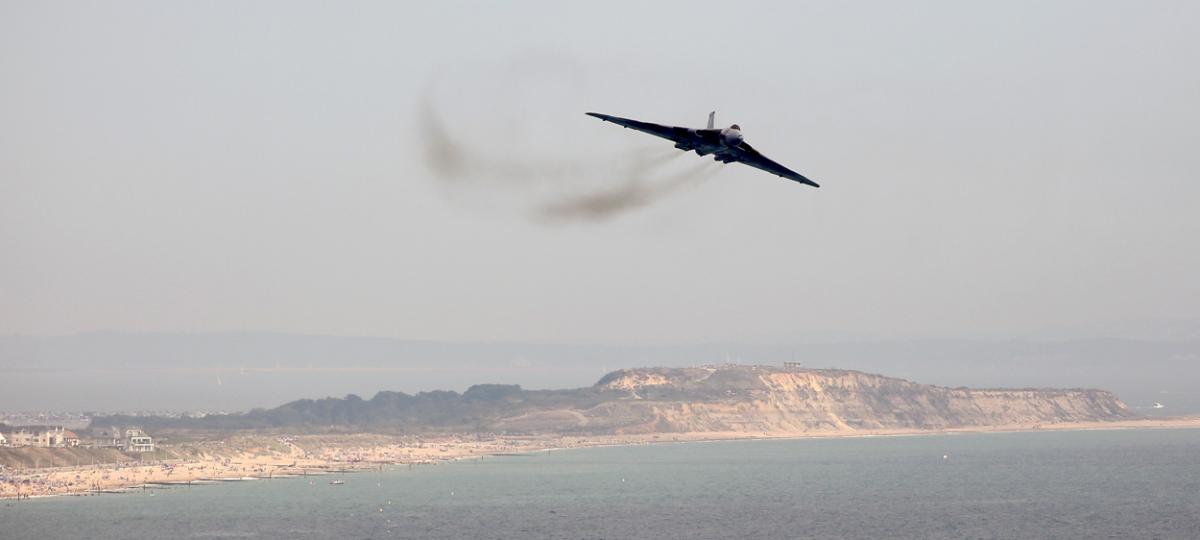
xmin=34 ymin=427 xmax=66 ymax=447
xmin=0 ymin=427 xmax=71 ymax=447
xmin=61 ymin=430 xmax=80 ymax=447
xmin=123 ymin=428 xmax=154 ymax=452
xmin=8 ymin=430 xmax=33 ymax=447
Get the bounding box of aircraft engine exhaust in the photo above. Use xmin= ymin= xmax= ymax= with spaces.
xmin=537 ymin=158 xmax=721 ymax=222
xmin=420 ymin=98 xmax=719 ymax=223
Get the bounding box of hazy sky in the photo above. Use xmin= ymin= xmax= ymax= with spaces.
xmin=3 ymin=1 xmax=1198 ymax=344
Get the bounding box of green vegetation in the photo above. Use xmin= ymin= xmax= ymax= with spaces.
xmin=91 ymin=384 xmax=611 ymax=433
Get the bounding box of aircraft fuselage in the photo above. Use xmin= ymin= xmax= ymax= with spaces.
xmin=585 ymin=111 xmax=819 ymax=187
xmin=675 ymin=127 xmax=746 ymax=163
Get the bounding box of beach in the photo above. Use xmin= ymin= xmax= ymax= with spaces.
xmin=3 ymin=416 xmax=1199 ymax=500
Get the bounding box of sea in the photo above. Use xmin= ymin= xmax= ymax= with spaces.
xmin=3 ymin=429 xmax=1199 ymax=540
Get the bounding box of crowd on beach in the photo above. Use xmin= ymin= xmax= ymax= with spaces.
xmin=7 ymin=417 xmax=1199 ymax=500
xmin=0 ymin=434 xmax=577 ymax=500
xmin=0 ymin=443 xmax=318 ymax=500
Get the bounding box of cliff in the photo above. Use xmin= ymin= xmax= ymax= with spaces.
xmin=498 ymin=366 xmax=1132 ymax=434
xmin=94 ymin=365 xmax=1134 ymax=435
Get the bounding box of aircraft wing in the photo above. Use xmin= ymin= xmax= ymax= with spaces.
xmin=732 ymin=142 xmax=819 ymax=188
xmin=585 ymin=112 xmax=692 ymax=144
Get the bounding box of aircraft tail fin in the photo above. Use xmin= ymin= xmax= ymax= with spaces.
xmin=707 ymin=111 xmax=715 ymax=129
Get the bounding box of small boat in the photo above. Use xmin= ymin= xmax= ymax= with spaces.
xmin=1153 ymin=402 xmax=1165 ymax=409
xmin=329 ymin=480 xmax=345 ymax=485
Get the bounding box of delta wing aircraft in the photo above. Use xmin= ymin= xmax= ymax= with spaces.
xmin=586 ymin=111 xmax=819 ymax=188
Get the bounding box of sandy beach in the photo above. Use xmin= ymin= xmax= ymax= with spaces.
xmin=4 ymin=416 xmax=1199 ymax=500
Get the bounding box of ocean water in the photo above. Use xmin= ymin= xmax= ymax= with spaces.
xmin=3 ymin=429 xmax=1199 ymax=540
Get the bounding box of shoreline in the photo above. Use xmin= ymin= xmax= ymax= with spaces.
xmin=4 ymin=416 xmax=1199 ymax=501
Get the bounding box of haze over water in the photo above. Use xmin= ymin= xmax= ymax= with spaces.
xmin=5 ymin=429 xmax=1198 ymax=540
xmin=4 ymin=3 xmax=1199 ymax=538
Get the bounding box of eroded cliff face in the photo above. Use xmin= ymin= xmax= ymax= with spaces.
xmin=493 ymin=366 xmax=1134 ymax=435
xmin=116 ymin=364 xmax=1135 ymax=434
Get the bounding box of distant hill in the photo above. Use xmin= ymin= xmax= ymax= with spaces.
xmin=2 ymin=332 xmax=1197 ymax=413
xmin=91 ymin=365 xmax=1134 ymax=435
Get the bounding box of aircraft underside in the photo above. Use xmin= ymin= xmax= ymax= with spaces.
xmin=677 ymin=142 xmax=738 ymax=163
xmin=590 ymin=111 xmax=819 ymax=187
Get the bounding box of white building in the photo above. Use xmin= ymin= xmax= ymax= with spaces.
xmin=9 ymin=430 xmax=34 ymax=447
xmin=123 ymin=428 xmax=154 ymax=452
xmin=34 ymin=427 xmax=66 ymax=448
